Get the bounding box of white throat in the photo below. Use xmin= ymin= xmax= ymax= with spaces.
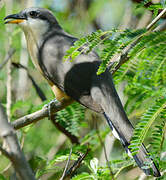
xmin=20 ymin=17 xmax=49 ymax=47
xmin=19 ymin=18 xmax=49 ymax=73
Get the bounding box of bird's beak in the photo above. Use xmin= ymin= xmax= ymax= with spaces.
xmin=4 ymin=13 xmax=26 ymax=24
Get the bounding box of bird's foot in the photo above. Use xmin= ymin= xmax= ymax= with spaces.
xmin=43 ymin=98 xmax=59 ymax=119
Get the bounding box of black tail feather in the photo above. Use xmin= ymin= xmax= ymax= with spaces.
xmin=103 ymin=112 xmax=161 ymax=177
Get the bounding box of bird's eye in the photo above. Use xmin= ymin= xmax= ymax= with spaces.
xmin=29 ymin=11 xmax=39 ymax=18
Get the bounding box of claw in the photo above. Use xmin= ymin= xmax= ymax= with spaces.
xmin=43 ymin=98 xmax=59 ymax=119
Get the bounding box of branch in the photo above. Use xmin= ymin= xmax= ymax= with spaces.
xmin=12 ymin=98 xmax=73 ymax=130
xmin=0 ymin=48 xmax=15 ymax=121
xmin=50 ymin=116 xmax=79 ymax=144
xmin=0 ymin=103 xmax=36 ymax=180
xmin=147 ymin=9 xmax=166 ymax=30
xmin=60 ymin=148 xmax=72 ymax=180
xmin=0 ymin=145 xmax=10 ymax=158
xmin=6 ymin=54 xmax=12 ymax=120
xmin=12 ymin=62 xmax=47 ymax=101
xmin=64 ymin=148 xmax=90 ymax=178
xmin=110 ymin=8 xmax=166 ymax=74
xmin=0 ymin=48 xmax=15 ymax=70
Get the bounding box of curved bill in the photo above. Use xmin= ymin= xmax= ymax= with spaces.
xmin=4 ymin=14 xmax=26 ymax=24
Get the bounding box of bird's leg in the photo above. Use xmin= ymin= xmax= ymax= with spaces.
xmin=43 ymin=97 xmax=73 ymax=119
xmin=43 ymin=98 xmax=60 ymax=119
xmin=43 ymin=83 xmax=70 ymax=119
xmin=45 ymin=84 xmax=74 ymax=119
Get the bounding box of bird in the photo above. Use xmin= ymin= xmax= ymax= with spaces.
xmin=4 ymin=7 xmax=160 ymax=177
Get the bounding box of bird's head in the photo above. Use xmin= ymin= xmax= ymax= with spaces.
xmin=4 ymin=7 xmax=61 ymax=41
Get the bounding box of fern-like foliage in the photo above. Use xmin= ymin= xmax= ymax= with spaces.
xmin=97 ymin=29 xmax=147 ymax=75
xmin=64 ymin=28 xmax=146 ymax=74
xmin=150 ymin=119 xmax=166 ymax=155
xmin=114 ymin=31 xmax=166 ymax=111
xmin=56 ymin=102 xmax=85 ymax=136
xmin=64 ymin=29 xmax=114 ymax=61
xmin=129 ymin=98 xmax=166 ymax=155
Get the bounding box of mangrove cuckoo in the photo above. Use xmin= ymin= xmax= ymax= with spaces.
xmin=4 ymin=8 xmax=160 ymax=177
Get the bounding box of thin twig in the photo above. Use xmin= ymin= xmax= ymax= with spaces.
xmin=110 ymin=8 xmax=166 ymax=74
xmin=60 ymin=148 xmax=72 ymax=180
xmin=6 ymin=58 xmax=12 ymax=121
xmin=64 ymin=148 xmax=90 ymax=178
xmin=5 ymin=1 xmax=13 ymax=122
xmin=114 ymin=163 xmax=133 ymax=179
xmin=1 ymin=162 xmax=12 ymax=174
xmin=147 ymin=8 xmax=166 ymax=30
xmin=0 ymin=48 xmax=15 ymax=70
xmin=0 ymin=145 xmax=10 ymax=158
xmin=95 ymin=121 xmax=114 ymax=180
xmin=12 ymin=62 xmax=47 ymax=101
xmin=50 ymin=115 xmax=79 ymax=144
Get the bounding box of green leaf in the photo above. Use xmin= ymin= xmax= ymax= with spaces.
xmin=130 ymin=97 xmax=166 ymax=155
xmin=72 ymin=173 xmax=94 ymax=180
xmin=0 ymin=174 xmax=6 ymax=180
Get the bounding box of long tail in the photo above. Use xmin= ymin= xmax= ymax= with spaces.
xmin=103 ymin=112 xmax=160 ymax=177
xmin=90 ymin=71 xmax=160 ymax=177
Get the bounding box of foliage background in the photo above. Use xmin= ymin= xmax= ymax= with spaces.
xmin=0 ymin=0 xmax=165 ymax=179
